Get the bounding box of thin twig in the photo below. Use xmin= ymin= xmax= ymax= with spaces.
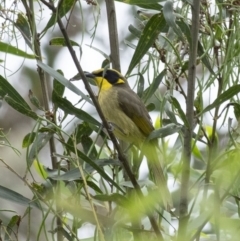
xmin=39 ymin=0 xmax=163 ymax=239
xmin=178 ymin=0 xmax=201 ymax=239
xmin=105 ymin=0 xmax=121 ymax=71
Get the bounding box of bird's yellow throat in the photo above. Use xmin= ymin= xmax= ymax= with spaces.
xmin=94 ymin=76 xmax=124 ymax=91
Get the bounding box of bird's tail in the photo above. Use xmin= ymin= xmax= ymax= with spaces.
xmin=143 ymin=142 xmax=172 ymax=210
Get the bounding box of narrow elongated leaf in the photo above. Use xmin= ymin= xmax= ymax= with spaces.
xmin=233 ymin=103 xmax=240 ymax=120
xmin=5 ymin=96 xmax=38 ymax=120
xmin=50 ymin=159 xmax=121 ymax=181
xmin=201 ymin=85 xmax=240 ymax=114
xmin=128 ymin=25 xmax=141 ymax=38
xmin=163 ymin=1 xmax=184 ymax=41
xmin=197 ymin=41 xmax=214 ymax=74
xmin=86 ymin=181 xmax=103 ymax=194
xmin=176 ymin=19 xmax=191 ymax=45
xmin=0 ymin=185 xmax=39 ymax=209
xmin=0 ymin=42 xmax=35 ymax=59
xmin=176 ymin=20 xmax=214 ymax=74
xmin=15 ymin=13 xmax=32 ymax=49
xmin=94 ymin=193 xmax=128 ymax=207
xmin=115 ymin=0 xmax=164 ymax=11
xmin=27 ymin=132 xmax=53 ymax=167
xmin=142 ymin=69 xmax=166 ymax=102
xmin=22 ymin=132 xmax=36 ymax=148
xmin=116 ymin=1 xmax=163 ymax=11
xmin=0 ymin=75 xmax=31 ymax=109
xmin=136 ymin=3 xmax=162 ymax=11
xmin=147 ymin=123 xmax=182 ymax=140
xmin=53 ymin=94 xmax=100 ymax=126
xmin=52 ymin=70 xmax=65 ymax=106
xmin=170 ymin=96 xmax=189 ymax=127
xmin=37 ymin=61 xmax=93 ymax=105
xmin=5 ymin=215 xmax=21 ymax=240
xmin=58 ymin=142 xmax=125 ymax=193
xmin=41 ymin=0 xmax=76 ymax=34
xmin=0 ymin=76 xmax=37 ymax=119
xmin=49 ymin=37 xmax=79 ymax=47
xmin=127 ymin=14 xmax=166 ymax=74
xmin=116 ymin=0 xmax=163 ymax=3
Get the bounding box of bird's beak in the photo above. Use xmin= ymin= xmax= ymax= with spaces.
xmin=84 ymin=72 xmax=97 ymax=85
xmin=84 ymin=71 xmax=95 ymax=79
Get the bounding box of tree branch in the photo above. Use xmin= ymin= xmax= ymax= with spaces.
xmin=105 ymin=0 xmax=121 ymax=72
xmin=178 ymin=0 xmax=201 ymax=238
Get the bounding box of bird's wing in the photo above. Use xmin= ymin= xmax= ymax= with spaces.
xmin=116 ymin=86 xmax=154 ymax=136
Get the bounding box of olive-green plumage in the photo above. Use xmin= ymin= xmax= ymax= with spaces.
xmin=86 ymin=68 xmax=171 ymax=208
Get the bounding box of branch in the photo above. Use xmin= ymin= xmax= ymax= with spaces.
xmin=105 ymin=0 xmax=121 ymax=71
xmin=178 ymin=0 xmax=201 ymax=238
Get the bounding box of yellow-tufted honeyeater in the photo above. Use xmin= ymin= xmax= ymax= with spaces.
xmin=85 ymin=68 xmax=171 ymax=208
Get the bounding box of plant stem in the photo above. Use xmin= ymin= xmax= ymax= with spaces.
xmin=178 ymin=0 xmax=201 ymax=239
xmin=105 ymin=0 xmax=121 ymax=72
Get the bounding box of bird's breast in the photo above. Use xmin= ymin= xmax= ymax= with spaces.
xmin=98 ymin=88 xmax=145 ymax=144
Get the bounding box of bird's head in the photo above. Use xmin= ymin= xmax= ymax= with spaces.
xmin=85 ymin=69 xmax=126 ymax=90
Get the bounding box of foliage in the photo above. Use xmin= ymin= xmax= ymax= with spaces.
xmin=1 ymin=0 xmax=240 ymax=240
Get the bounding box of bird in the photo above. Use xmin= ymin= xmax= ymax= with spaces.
xmin=85 ymin=68 xmax=171 ymax=208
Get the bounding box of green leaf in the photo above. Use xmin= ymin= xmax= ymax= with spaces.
xmin=177 ymin=20 xmax=214 ymax=74
xmin=37 ymin=61 xmax=93 ymax=105
xmin=128 ymin=24 xmax=142 ymax=38
xmin=86 ymin=181 xmax=103 ymax=194
xmin=116 ymin=0 xmax=163 ymax=3
xmin=0 ymin=42 xmax=35 ymax=59
xmin=53 ymin=94 xmax=100 ymax=126
xmin=0 ymin=75 xmax=32 ymax=109
xmin=67 ymin=122 xmax=92 ymax=146
xmin=233 ymin=103 xmax=240 ymax=120
xmin=147 ymin=123 xmax=182 ymax=141
xmin=201 ymin=85 xmax=240 ymax=114
xmin=0 ymin=75 xmax=38 ymax=120
xmin=28 ymin=90 xmax=43 ymax=110
xmin=116 ymin=0 xmax=163 ymax=10
xmin=27 ymin=131 xmax=54 ymax=167
xmin=163 ymin=1 xmax=184 ymax=41
xmin=54 ymin=142 xmax=125 ymax=193
xmin=5 ymin=215 xmax=21 ymax=240
xmin=4 ymin=96 xmax=38 ymax=120
xmin=170 ymin=96 xmax=189 ymax=128
xmin=142 ymin=69 xmax=166 ymax=102
xmin=164 ymin=102 xmax=178 ymax=124
xmin=0 ymin=185 xmax=39 ymax=209
xmin=15 ymin=13 xmax=32 ymax=49
xmin=127 ymin=14 xmax=166 ymax=74
xmin=22 ymin=132 xmax=36 ymax=148
xmin=41 ymin=0 xmax=76 ymax=34
xmin=93 ymin=193 xmax=128 ymax=207
xmin=176 ymin=19 xmax=191 ymax=45
xmin=52 ymin=70 xmax=65 ymax=105
xmin=198 ymin=41 xmax=214 ymax=74
xmin=50 ymin=159 xmax=121 ymax=181
xmin=81 ymin=136 xmax=98 ymax=160
xmin=49 ymin=37 xmax=80 ymax=47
